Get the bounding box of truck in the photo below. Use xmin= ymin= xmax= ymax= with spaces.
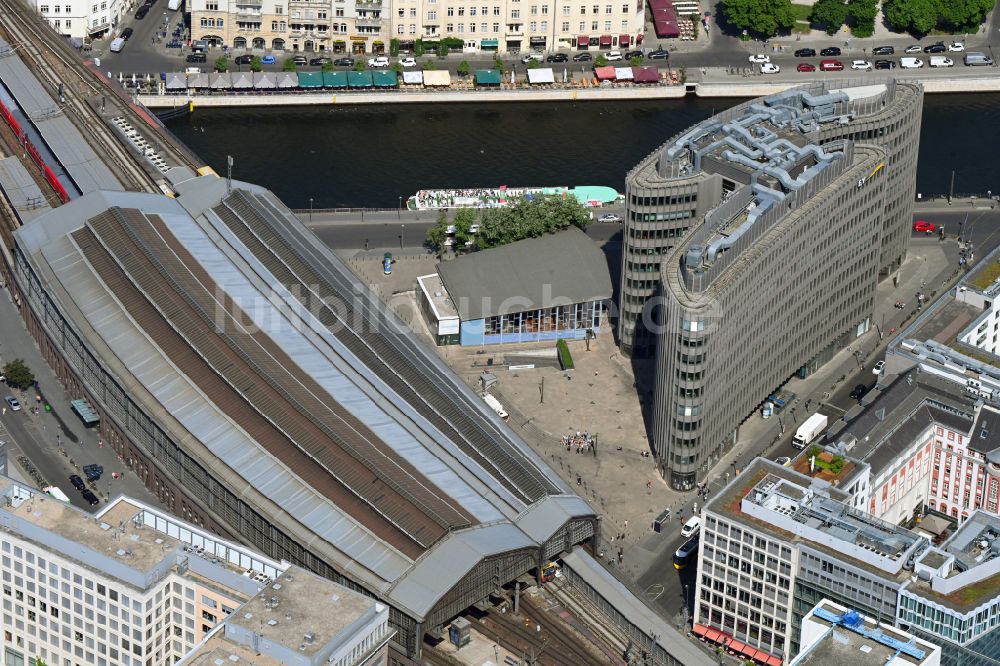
xmin=482 ymin=394 xmax=509 ymax=421
xmin=792 ymin=413 xmax=828 ymax=450
xmin=109 ymin=37 xmax=126 ymax=53
xmin=167 ymin=0 xmax=182 ymax=9
xmin=43 ymin=486 xmax=71 ymax=503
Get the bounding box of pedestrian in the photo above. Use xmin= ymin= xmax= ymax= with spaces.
xmin=624 ymin=519 xmax=628 ymax=530
xmin=646 ymin=479 xmax=652 ymax=489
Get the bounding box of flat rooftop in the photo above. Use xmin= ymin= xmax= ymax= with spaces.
xmin=417 ymin=273 xmax=459 ymax=320
xmin=797 ymin=601 xmax=937 ymax=666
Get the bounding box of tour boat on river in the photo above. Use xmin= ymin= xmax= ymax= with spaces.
xmin=407 ymin=185 xmax=621 ymax=210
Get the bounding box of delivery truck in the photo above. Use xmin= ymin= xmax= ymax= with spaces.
xmin=792 ymin=412 xmax=828 ymax=450
xmin=482 ymin=394 xmax=509 ymax=421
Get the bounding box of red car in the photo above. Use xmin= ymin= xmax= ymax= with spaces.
xmin=820 ymin=59 xmax=844 ymax=71
xmin=797 ymin=63 xmax=816 ymax=72
xmin=914 ymin=220 xmax=936 ymax=232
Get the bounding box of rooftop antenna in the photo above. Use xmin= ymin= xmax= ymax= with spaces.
xmin=227 ymin=155 xmax=233 ymax=194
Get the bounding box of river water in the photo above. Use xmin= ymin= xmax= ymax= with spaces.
xmin=164 ymin=92 xmax=1000 ymax=209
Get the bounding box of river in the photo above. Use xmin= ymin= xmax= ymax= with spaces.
xmin=164 ymin=92 xmax=1000 ymax=209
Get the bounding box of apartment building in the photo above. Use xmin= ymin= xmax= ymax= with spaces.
xmin=620 ymin=80 xmax=922 ymax=357
xmin=0 ymin=475 xmax=286 ymax=666
xmin=190 ymin=0 xmax=387 ymax=54
xmin=698 ymin=458 xmax=1000 ymax=666
xmin=32 ymin=0 xmax=133 ymax=41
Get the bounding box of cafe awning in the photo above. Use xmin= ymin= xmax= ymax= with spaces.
xmin=577 ymin=35 xmax=589 ymax=47
xmin=209 ymin=72 xmax=232 ymax=90
xmin=765 ymin=656 xmax=782 ymax=666
xmin=655 ymin=18 xmax=680 ymax=37
xmin=594 ymin=65 xmax=617 ymax=80
xmin=188 ymin=72 xmax=209 ymax=88
xmin=231 ymin=71 xmax=253 ymax=89
xmin=71 ymin=399 xmax=99 ymax=426
xmin=401 ymin=70 xmax=423 ymax=84
xmin=372 ymin=70 xmax=398 ymax=87
xmin=323 ymin=70 xmax=349 ymax=88
xmin=253 ymin=71 xmax=275 ymax=89
xmin=165 ymin=72 xmax=187 ymax=91
xmin=619 ymin=33 xmax=631 ymax=46
xmin=614 ymin=66 xmax=633 ymax=80
xmin=480 ymin=38 xmax=499 ymax=47
xmin=276 ymin=72 xmax=298 ymax=88
xmin=422 ymin=70 xmax=451 ymax=86
xmin=599 ymin=34 xmax=613 ymax=46
xmin=297 ymin=71 xmax=323 ymax=88
xmin=475 ymin=69 xmax=502 ymax=85
xmin=530 ymin=36 xmax=546 ymax=45
xmin=348 ymin=70 xmax=374 ymax=87
xmin=632 ymin=66 xmax=660 ymax=83
xmin=526 ymin=67 xmax=555 ymax=84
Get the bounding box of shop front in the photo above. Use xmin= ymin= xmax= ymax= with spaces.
xmin=480 ymin=38 xmax=499 ymax=52
xmin=372 ymin=40 xmax=385 ymax=54
xmin=332 ymin=39 xmax=346 ymax=53
xmin=529 ymin=36 xmax=546 ymax=50
xmin=505 ymin=39 xmax=521 ymax=53
xmin=599 ymin=34 xmax=612 ymax=48
xmin=398 ymin=39 xmax=415 ymax=53
xmin=351 ymin=36 xmax=367 ymax=54
xmin=618 ymin=33 xmax=630 ymax=47
xmin=576 ymin=34 xmax=588 ymax=49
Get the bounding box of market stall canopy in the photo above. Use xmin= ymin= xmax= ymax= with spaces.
xmin=231 ymin=71 xmax=253 ymax=89
xmin=372 ymin=70 xmax=398 ymax=87
xmin=594 ymin=66 xmax=617 ymax=80
xmin=276 ymin=72 xmax=298 ymax=88
xmin=165 ymin=72 xmax=187 ymax=91
xmin=348 ymin=70 xmax=374 ymax=87
xmin=209 ymin=72 xmax=232 ymax=90
xmin=613 ymin=67 xmax=633 ymax=80
xmin=475 ymin=69 xmax=502 ymax=85
xmin=323 ymin=71 xmax=349 ymax=88
xmin=252 ymin=71 xmax=276 ymax=89
xmin=188 ymin=72 xmax=210 ymax=88
xmin=401 ymin=70 xmax=423 ymax=85
xmin=577 ymin=35 xmax=589 ymax=47
xmin=297 ymin=71 xmax=323 ymax=88
xmin=619 ymin=33 xmax=631 ymax=46
xmin=526 ymin=67 xmax=555 ymax=84
xmin=632 ymin=66 xmax=660 ymax=83
xmin=422 ymin=70 xmax=451 ymax=86
xmin=599 ymin=34 xmax=613 ymax=46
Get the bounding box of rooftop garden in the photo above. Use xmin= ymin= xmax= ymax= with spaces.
xmin=968 ymin=259 xmax=1000 ymax=292
xmin=806 ymin=447 xmax=846 ymax=475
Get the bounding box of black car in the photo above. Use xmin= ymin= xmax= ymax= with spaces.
xmin=81 ymin=490 xmax=100 ymax=506
xmin=186 ymin=52 xmax=207 ymax=63
xmin=309 ymin=56 xmax=332 ymax=66
xmin=819 ymin=47 xmax=841 ymax=56
xmin=120 ymin=27 xmax=133 ymax=40
xmin=292 ymin=55 xmax=308 ymax=65
xmin=794 ymin=48 xmax=816 ymax=57
xmin=873 ymin=59 xmax=896 ymax=69
xmin=333 ymin=57 xmax=354 ymax=66
xmin=924 ymin=42 xmax=946 ymax=53
xmin=69 ymin=475 xmax=85 ymax=491
xmin=872 ymin=46 xmax=894 ymax=56
xmin=648 ymin=49 xmax=669 ymax=60
xmin=234 ymin=54 xmax=254 ymax=65
xmin=546 ymin=53 xmax=568 ymax=62
xmin=134 ymin=5 xmax=148 ymax=19
xmin=624 ymin=50 xmax=644 ymax=60
xmin=572 ymin=52 xmax=593 ymax=62
xmin=83 ymin=464 xmax=103 ymax=482
xmin=850 ymin=383 xmax=871 ymax=400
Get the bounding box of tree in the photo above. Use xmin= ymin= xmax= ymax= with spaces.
xmin=883 ymin=0 xmax=938 ymax=34
xmin=848 ymin=0 xmax=878 ymax=37
xmin=938 ymin=0 xmax=993 ymax=32
xmin=283 ymin=57 xmax=298 ymax=71
xmin=451 ymin=208 xmax=479 ymax=250
xmin=527 ymin=59 xmax=540 ymax=69
xmin=476 ymin=196 xmax=591 ymax=250
xmin=437 ymin=42 xmax=449 ymax=57
xmin=457 ymin=59 xmax=471 ymax=76
xmin=250 ymin=56 xmax=263 ymax=72
xmin=389 ymin=38 xmax=401 ymax=57
xmin=353 ymin=59 xmax=367 ymax=71
xmin=322 ymin=60 xmax=334 ymax=72
xmin=214 ymin=56 xmax=229 ymax=73
xmin=414 ymin=40 xmax=426 ymax=56
xmin=595 ymin=54 xmax=608 ymax=67
xmin=722 ymin=0 xmax=795 ymax=37
xmin=810 ymin=0 xmax=849 ymax=34
xmin=391 ymin=62 xmax=403 ymax=73
xmin=426 ymin=211 xmax=451 ymax=253
xmin=424 ymin=59 xmax=437 ymax=70
xmin=2 ymin=359 xmax=34 ymax=390
xmin=629 ymin=55 xmax=643 ymax=66
xmin=493 ymin=57 xmax=505 ymax=70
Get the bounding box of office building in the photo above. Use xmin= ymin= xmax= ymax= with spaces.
xmin=419 ymin=227 xmax=612 ymax=346
xmin=620 ymin=80 xmax=922 ymax=357
xmin=697 ymin=458 xmax=1000 ymax=666
xmin=6 ymin=171 xmax=597 ymax=659
xmin=0 ymin=474 xmax=286 ymax=666
xmin=32 ymin=0 xmax=133 ymax=41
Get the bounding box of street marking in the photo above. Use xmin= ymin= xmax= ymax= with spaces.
xmin=645 ymin=583 xmax=664 ymax=601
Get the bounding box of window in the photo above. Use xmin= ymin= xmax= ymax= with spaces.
xmin=561 ymin=20 xmax=568 ymax=29
xmin=205 ymin=1 xmax=218 ymax=9
xmin=511 ymin=9 xmax=519 ymax=18
xmin=605 ymin=4 xmax=612 ymax=12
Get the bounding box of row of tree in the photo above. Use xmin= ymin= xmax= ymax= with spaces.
xmin=426 ymin=196 xmax=592 ymax=254
xmin=722 ymin=0 xmax=992 ymax=38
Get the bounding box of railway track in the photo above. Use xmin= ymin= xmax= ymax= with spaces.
xmin=0 ymin=1 xmax=158 ymax=193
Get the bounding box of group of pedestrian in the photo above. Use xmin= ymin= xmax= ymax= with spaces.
xmin=561 ymin=431 xmax=594 ymax=454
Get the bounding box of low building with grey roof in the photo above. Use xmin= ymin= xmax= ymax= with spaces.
xmin=425 ymin=226 xmax=613 ymax=346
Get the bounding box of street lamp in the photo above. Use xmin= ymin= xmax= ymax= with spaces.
xmin=309 ymin=197 xmax=313 ymax=224
xmin=398 ymin=195 xmax=402 ymax=220
xmin=400 ymin=224 xmax=405 ymax=249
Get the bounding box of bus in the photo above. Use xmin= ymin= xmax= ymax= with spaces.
xmin=43 ymin=486 xmax=71 ymax=503
xmin=673 ymin=536 xmax=699 ymax=570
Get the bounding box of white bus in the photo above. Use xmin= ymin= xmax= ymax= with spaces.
xmin=43 ymin=486 xmax=71 ymax=503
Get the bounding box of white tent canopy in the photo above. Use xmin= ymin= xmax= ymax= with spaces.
xmin=401 ymin=71 xmax=423 ymax=85
xmin=209 ymin=72 xmax=232 ymax=89
xmin=526 ymin=67 xmax=555 ymax=84
xmin=614 ymin=67 xmax=634 ymax=80
xmin=231 ymin=71 xmax=253 ymax=89
xmin=422 ymin=70 xmax=451 ymax=87
xmin=188 ymin=72 xmax=210 ymax=88
xmin=165 ymin=72 xmax=187 ymax=91
xmin=253 ymin=72 xmax=275 ymax=89
xmin=276 ymin=72 xmax=298 ymax=88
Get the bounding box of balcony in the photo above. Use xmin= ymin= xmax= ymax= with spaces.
xmin=356 ymin=0 xmax=382 ymax=7
xmin=235 ymin=0 xmax=262 ymax=6
xmin=355 ymin=16 xmax=382 ymax=26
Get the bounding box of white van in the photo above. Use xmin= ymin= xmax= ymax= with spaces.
xmin=900 ymin=57 xmax=923 ymax=69
xmin=109 ymin=37 xmax=126 ymax=53
xmin=965 ymin=52 xmax=993 ymax=66
xmin=929 ymin=56 xmax=953 ymax=68
xmin=681 ymin=515 xmax=701 ymax=538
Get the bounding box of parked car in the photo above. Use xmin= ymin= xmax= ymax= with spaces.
xmin=900 ymin=57 xmax=924 ymax=68
xmin=546 ymin=53 xmax=568 ymax=62
xmin=948 ymin=42 xmax=965 ymax=52
xmin=929 ymin=56 xmax=954 ymax=68
xmin=69 ymin=475 xmax=86 ymax=491
xmin=904 ymin=44 xmax=923 ymax=54
xmin=624 ymin=50 xmax=644 ymax=60
xmin=605 ymin=50 xmax=624 ymax=61
xmin=120 ymin=27 xmax=133 ymax=40
xmin=794 ymin=48 xmax=816 ymax=57
xmin=914 ymin=220 xmax=936 ymax=232
xmin=796 ymin=63 xmax=816 ymax=72
xmin=820 ymin=47 xmax=841 ymax=56
xmin=748 ymin=53 xmax=770 ymax=64
xmin=872 ymin=46 xmax=894 ymax=56
xmin=292 ymin=54 xmax=308 ymax=65
xmin=83 ymin=464 xmax=103 ymax=482
xmin=648 ymin=49 xmax=669 ymax=60
xmin=521 ymin=52 xmax=543 ymax=63
xmin=309 ymin=56 xmax=332 ymax=66
xmin=873 ymin=59 xmax=896 ymax=70
xmin=760 ymin=63 xmax=780 ymax=74
xmin=924 ymin=42 xmax=946 ymax=53
xmin=134 ymin=5 xmax=148 ymax=18
xmin=186 ymin=52 xmax=207 ymax=63
xmin=820 ymin=59 xmax=844 ymax=71
xmin=873 ymin=360 xmax=886 ymax=375
xmin=333 ymin=57 xmax=354 ymax=66
xmin=367 ymin=56 xmax=389 ymax=68
xmin=774 ymin=456 xmax=791 ymax=467
xmin=81 ymin=490 xmax=100 ymax=506
xmin=572 ymin=52 xmax=593 ymax=61
xmin=850 ymin=384 xmax=870 ymax=400
xmin=234 ymin=54 xmax=254 ymax=65
xmin=398 ymin=57 xmax=417 ymax=67
xmin=4 ymin=396 xmax=20 ymax=411
xmin=851 ymin=60 xmax=872 ymax=71
xmin=261 ymin=55 xmax=276 ymax=65
xmin=598 ymin=213 xmax=622 ymax=223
